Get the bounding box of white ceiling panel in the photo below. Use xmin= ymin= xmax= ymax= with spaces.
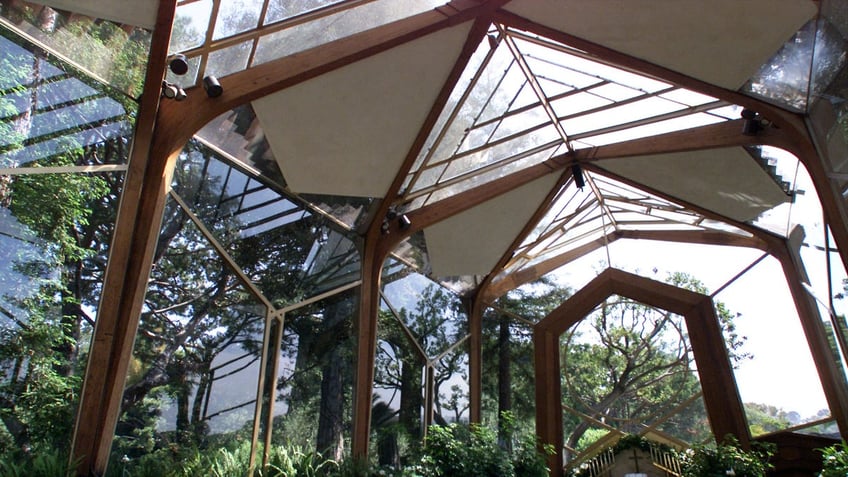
xmin=28 ymin=0 xmax=160 ymax=29
xmin=425 ymin=173 xmax=562 ymax=277
xmin=504 ymin=0 xmax=816 ymax=90
xmin=597 ymin=148 xmax=791 ymax=222
xmin=253 ymin=21 xmax=474 ymax=198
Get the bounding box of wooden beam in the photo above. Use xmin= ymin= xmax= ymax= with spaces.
xmin=534 ymin=269 xmax=750 ymax=476
xmin=684 ymin=300 xmax=751 ymax=448
xmin=70 ymin=1 xmax=177 ymax=475
xmin=534 ymin=326 xmax=563 ymax=475
xmin=151 ymin=0 xmax=513 ymax=165
xmin=770 ymin=228 xmax=848 ymax=438
xmin=352 ymin=12 xmax=498 ymax=459
xmin=495 ymin=7 xmax=848 ymax=286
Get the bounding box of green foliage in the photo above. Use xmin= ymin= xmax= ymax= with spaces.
xmin=0 ymin=447 xmax=77 ymax=477
xmin=420 ymin=423 xmax=514 ymax=477
xmin=679 ymin=437 xmax=774 ymax=477
xmin=820 ymin=440 xmax=848 ymax=477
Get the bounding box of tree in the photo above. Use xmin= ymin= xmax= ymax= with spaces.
xmin=373 ymin=281 xmax=469 ymax=462
xmin=560 ymin=272 xmax=747 ymax=460
xmin=481 ymin=277 xmax=571 ymax=443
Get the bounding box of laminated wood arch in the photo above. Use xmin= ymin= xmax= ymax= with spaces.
xmin=534 ymin=268 xmax=749 ymax=477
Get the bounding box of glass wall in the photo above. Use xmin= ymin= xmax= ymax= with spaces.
xmin=108 ymin=141 xmax=363 ymax=474
xmin=377 ymin=265 xmax=469 ymax=465
xmin=0 ymin=18 xmax=132 ymax=467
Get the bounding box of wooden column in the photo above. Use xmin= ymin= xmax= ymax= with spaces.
xmin=468 ymin=295 xmax=485 ymax=423
xmin=534 ymin=326 xmax=564 ymax=476
xmin=683 ymin=301 xmax=750 ymax=448
xmin=772 ymin=227 xmax=848 ymax=438
xmin=351 ymin=233 xmax=385 ymax=459
xmin=69 ymin=2 xmax=177 ymax=475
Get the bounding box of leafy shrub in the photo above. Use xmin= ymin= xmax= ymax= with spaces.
xmin=419 ymin=423 xmax=514 ymax=477
xmin=680 ymin=436 xmax=774 ymax=477
xmin=0 ymin=447 xmax=77 ymax=477
xmin=820 ymin=440 xmax=848 ymax=477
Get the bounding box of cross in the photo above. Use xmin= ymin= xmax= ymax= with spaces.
xmin=628 ymin=448 xmax=647 ymax=473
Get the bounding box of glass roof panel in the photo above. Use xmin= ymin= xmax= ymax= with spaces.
xmin=0 ymin=26 xmax=136 ymax=169
xmin=171 ymin=142 xmax=362 ymax=302
xmin=265 ymin=0 xmax=341 ymax=24
xmin=741 ymin=19 xmax=815 ymax=112
xmin=496 ymin=169 xmax=760 ymax=290
xmin=212 ymin=0 xmax=263 ymax=41
xmin=173 ymin=0 xmax=213 ymax=51
xmin=206 ymin=39 xmax=252 ymax=78
xmin=1 ymin=1 xmax=152 ymax=97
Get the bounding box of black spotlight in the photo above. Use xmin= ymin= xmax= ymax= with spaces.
xmin=741 ymin=109 xmax=760 ymax=136
xmin=168 ymin=54 xmax=189 ymax=75
xmin=203 ymin=75 xmax=223 ymax=98
xmin=398 ymin=214 xmax=411 ymax=231
xmin=571 ymin=163 xmax=585 ymax=189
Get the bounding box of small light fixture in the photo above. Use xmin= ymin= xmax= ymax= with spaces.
xmin=487 ymin=33 xmax=499 ymax=50
xmin=161 ymin=81 xmax=186 ymax=101
xmin=168 ymin=54 xmax=189 ymax=75
xmin=741 ymin=109 xmax=760 ymax=136
xmin=572 ymin=163 xmax=585 ymax=189
xmin=398 ymin=214 xmax=411 ymax=230
xmin=203 ymin=75 xmax=223 ymax=98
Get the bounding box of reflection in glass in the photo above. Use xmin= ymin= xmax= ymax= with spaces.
xmin=110 ymin=202 xmax=268 ymax=467
xmin=1 ymin=0 xmax=151 ymax=97
xmin=271 ymin=289 xmax=356 ymax=460
xmin=171 ymin=142 xmax=361 ymax=302
xmin=0 ymin=27 xmax=136 ymax=169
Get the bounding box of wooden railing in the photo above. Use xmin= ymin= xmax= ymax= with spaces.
xmin=575 ymin=443 xmax=682 ymax=477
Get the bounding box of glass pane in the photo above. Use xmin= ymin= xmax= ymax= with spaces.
xmin=0 ymin=27 xmax=136 ymax=169
xmin=713 ymin=256 xmax=833 ymax=434
xmin=561 ymin=296 xmax=706 ymax=463
xmin=433 ymin=340 xmax=469 ymax=424
xmin=1 ymin=1 xmax=152 ymax=97
xmin=213 ymin=0 xmax=263 ymax=40
xmin=265 ymin=0 xmax=341 ymax=25
xmin=206 ymin=40 xmax=252 ymax=78
xmin=172 ymin=144 xmax=361 ymax=302
xmin=741 ymin=19 xmax=815 ymax=112
xmin=111 ymin=205 xmax=267 ymax=471
xmin=0 ymin=164 xmax=121 ymax=463
xmin=196 ymin=105 xmax=286 ymax=185
xmin=172 ymin=0 xmax=213 ymax=52
xmin=270 ymin=289 xmax=356 ymax=459
xmin=253 ymin=0 xmax=441 ymax=65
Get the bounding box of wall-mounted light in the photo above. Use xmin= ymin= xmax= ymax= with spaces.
xmin=572 ymin=163 xmax=585 ymax=189
xmin=203 ymin=75 xmax=223 ymax=98
xmin=161 ymin=81 xmax=186 ymax=101
xmin=168 ymin=54 xmax=189 ymax=75
xmin=398 ymin=214 xmax=411 ymax=230
xmin=741 ymin=109 xmax=761 ymax=136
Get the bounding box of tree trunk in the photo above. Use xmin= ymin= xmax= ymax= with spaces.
xmin=315 ymin=297 xmax=352 ymax=460
xmin=316 ymin=346 xmax=344 ymax=460
xmin=399 ymin=352 xmax=424 ymax=439
xmin=497 ymin=314 xmax=512 ymax=449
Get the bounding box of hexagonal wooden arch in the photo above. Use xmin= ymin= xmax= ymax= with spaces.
xmin=534 ymin=268 xmax=750 ymax=476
